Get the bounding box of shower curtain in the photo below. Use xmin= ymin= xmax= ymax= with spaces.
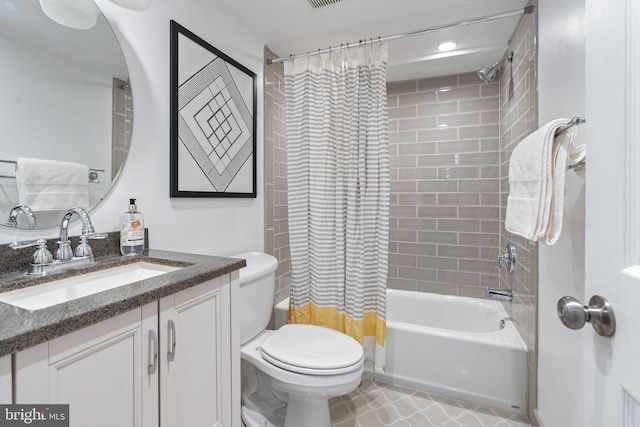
xmin=284 ymin=43 xmax=390 ymax=373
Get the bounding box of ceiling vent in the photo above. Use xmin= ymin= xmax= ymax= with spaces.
xmin=305 ymin=0 xmax=345 ymax=10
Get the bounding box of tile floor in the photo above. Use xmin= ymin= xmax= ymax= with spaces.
xmin=328 ymin=378 xmax=531 ymax=427
xmin=241 ymin=378 xmax=531 ymax=427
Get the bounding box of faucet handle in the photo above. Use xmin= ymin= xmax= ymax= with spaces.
xmin=32 ymin=241 xmax=53 ymax=265
xmin=74 ymin=233 xmax=107 ymax=258
xmin=9 ymin=238 xmax=47 ymax=250
xmin=496 ymin=243 xmax=517 ymax=273
xmin=8 ymin=239 xmax=53 ymax=265
xmin=74 ymin=235 xmax=93 ymax=258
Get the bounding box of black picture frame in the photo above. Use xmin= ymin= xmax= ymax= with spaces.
xmin=170 ymin=20 xmax=257 ymax=198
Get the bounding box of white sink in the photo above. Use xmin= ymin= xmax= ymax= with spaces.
xmin=0 ymin=262 xmax=181 ymax=311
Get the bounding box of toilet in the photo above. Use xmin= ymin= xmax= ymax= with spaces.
xmin=233 ymin=252 xmax=364 ymax=427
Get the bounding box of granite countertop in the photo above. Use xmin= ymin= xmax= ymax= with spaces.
xmin=0 ymin=249 xmax=246 ymax=357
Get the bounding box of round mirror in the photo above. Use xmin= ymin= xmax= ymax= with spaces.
xmin=0 ymin=0 xmax=132 ymax=230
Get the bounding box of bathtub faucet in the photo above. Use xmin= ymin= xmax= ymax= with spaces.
xmin=486 ymin=288 xmax=513 ymax=301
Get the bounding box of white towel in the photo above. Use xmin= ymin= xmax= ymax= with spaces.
xmin=505 ymin=119 xmax=585 ymax=245
xmin=16 ymin=158 xmax=90 ymax=211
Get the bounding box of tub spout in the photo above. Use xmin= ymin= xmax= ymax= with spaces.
xmin=486 ymin=288 xmax=513 ymax=301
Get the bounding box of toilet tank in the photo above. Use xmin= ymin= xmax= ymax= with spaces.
xmin=232 ymin=252 xmax=278 ymax=345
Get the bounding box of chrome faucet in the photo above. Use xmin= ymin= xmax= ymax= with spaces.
xmin=5 ymin=205 xmax=38 ymax=230
xmin=8 ymin=207 xmax=107 ymax=276
xmin=56 ymin=207 xmax=97 ymax=261
xmin=486 ymin=288 xmax=513 ymax=301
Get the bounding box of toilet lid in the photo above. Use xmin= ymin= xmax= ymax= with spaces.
xmin=260 ymin=324 xmax=363 ymax=374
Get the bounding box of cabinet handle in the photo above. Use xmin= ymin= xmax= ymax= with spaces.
xmin=148 ymin=329 xmax=158 ymax=375
xmin=167 ymin=319 xmax=177 ymax=362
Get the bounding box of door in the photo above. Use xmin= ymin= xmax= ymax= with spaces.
xmin=159 ymin=277 xmax=227 ymax=427
xmin=585 ymin=0 xmax=640 ymax=425
xmin=14 ymin=304 xmax=158 ymax=427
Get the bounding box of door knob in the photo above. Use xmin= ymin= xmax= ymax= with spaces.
xmin=557 ymin=295 xmax=615 ymax=337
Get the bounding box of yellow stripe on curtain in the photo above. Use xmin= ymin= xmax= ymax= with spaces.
xmin=290 ymin=301 xmax=386 ymax=347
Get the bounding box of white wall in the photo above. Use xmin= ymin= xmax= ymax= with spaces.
xmin=0 ymin=0 xmax=265 ymax=257
xmin=536 ymin=0 xmax=585 ymax=425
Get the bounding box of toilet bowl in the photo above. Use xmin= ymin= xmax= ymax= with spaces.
xmin=241 ymin=327 xmax=364 ymax=427
xmin=233 ymin=252 xmax=364 ymax=427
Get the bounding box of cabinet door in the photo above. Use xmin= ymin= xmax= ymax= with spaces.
xmin=0 ymin=355 xmax=11 ymax=404
xmin=160 ymin=276 xmax=227 ymax=427
xmin=15 ymin=303 xmax=159 ymax=427
xmin=228 ymin=270 xmax=240 ymax=427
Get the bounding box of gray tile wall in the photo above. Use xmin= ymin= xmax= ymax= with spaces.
xmin=386 ymin=73 xmax=502 ymax=297
xmin=498 ymin=7 xmax=538 ymax=420
xmin=112 ymin=77 xmax=132 ymax=180
xmin=264 ymin=47 xmax=291 ymax=306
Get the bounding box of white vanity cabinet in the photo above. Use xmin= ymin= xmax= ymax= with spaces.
xmin=14 ymin=272 xmax=240 ymax=427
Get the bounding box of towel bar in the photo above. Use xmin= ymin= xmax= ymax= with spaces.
xmin=568 ymin=160 xmax=586 ymax=171
xmin=555 ymin=116 xmax=586 ymax=136
xmin=0 ymin=160 xmax=104 ymax=183
xmin=555 ymin=117 xmax=586 ymax=171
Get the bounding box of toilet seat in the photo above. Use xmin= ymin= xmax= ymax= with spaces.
xmin=260 ymin=324 xmax=364 ymax=376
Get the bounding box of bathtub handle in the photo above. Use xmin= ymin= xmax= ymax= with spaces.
xmin=557 ymin=295 xmax=616 ymax=337
xmin=497 ymin=243 xmax=517 ymax=274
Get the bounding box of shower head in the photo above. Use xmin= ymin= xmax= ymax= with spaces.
xmin=477 ymin=65 xmax=498 ymax=84
xmin=477 ymin=51 xmax=513 ymax=83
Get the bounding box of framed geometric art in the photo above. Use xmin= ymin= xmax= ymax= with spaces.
xmin=170 ymin=20 xmax=257 ymax=197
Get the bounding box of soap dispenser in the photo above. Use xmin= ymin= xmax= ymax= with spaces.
xmin=121 ymin=198 xmax=145 ymax=256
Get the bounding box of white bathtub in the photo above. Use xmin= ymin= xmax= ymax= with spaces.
xmin=274 ymin=289 xmax=528 ymax=414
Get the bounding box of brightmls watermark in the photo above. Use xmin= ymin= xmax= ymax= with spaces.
xmin=0 ymin=405 xmax=68 ymax=426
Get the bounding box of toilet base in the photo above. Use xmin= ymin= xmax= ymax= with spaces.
xmin=283 ymin=394 xmax=331 ymax=427
xmin=242 ymin=405 xmax=284 ymax=427
xmin=242 ymin=394 xmax=332 ymax=427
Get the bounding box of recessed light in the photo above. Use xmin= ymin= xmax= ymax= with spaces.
xmin=438 ymin=41 xmax=457 ymax=52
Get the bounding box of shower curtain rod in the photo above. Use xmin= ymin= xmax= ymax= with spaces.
xmin=266 ymin=5 xmax=534 ymax=65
